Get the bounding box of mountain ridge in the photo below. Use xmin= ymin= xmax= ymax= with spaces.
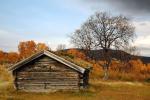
xmin=64 ymin=49 xmax=150 ymax=64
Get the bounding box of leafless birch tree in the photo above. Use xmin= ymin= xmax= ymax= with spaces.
xmin=70 ymin=12 xmax=135 ymax=79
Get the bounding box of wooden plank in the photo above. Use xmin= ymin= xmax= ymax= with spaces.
xmin=17 ymin=75 xmax=78 ymax=79
xmin=17 ymin=83 xmax=79 ymax=90
xmin=17 ymin=76 xmax=78 ymax=79
xmin=17 ymin=71 xmax=78 ymax=76
xmin=17 ymin=82 xmax=78 ymax=86
xmin=17 ymin=72 xmax=79 ymax=79
xmin=18 ymin=71 xmax=78 ymax=74
xmin=46 ymin=85 xmax=79 ymax=90
xmin=17 ymin=78 xmax=79 ymax=83
xmin=18 ymin=84 xmax=44 ymax=90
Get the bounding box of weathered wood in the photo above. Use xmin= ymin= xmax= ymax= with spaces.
xmin=17 ymin=82 xmax=78 ymax=86
xmin=12 ymin=55 xmax=88 ymax=91
xmin=17 ymin=72 xmax=78 ymax=77
xmin=17 ymin=83 xmax=79 ymax=90
xmin=17 ymin=78 xmax=79 ymax=82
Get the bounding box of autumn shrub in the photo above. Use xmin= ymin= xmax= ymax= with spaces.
xmin=67 ymin=49 xmax=86 ymax=60
xmin=89 ymin=61 xmax=103 ymax=79
xmin=108 ymin=71 xmax=134 ymax=81
xmin=65 ymin=53 xmax=150 ymax=81
xmin=82 ymin=58 xmax=150 ymax=82
xmin=0 ymin=65 xmax=12 ymax=82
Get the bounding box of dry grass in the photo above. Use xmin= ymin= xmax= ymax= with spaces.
xmin=0 ymin=80 xmax=150 ymax=100
xmin=0 ymin=65 xmax=12 ymax=82
xmin=0 ymin=65 xmax=150 ymax=100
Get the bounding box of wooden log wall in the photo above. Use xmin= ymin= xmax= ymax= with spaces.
xmin=13 ymin=55 xmax=85 ymax=91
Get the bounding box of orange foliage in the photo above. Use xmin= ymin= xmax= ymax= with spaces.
xmin=87 ymin=59 xmax=150 ymax=81
xmin=67 ymin=49 xmax=86 ymax=60
xmin=0 ymin=51 xmax=20 ymax=64
xmin=18 ymin=40 xmax=36 ymax=59
xmin=128 ymin=59 xmax=150 ymax=74
xmin=0 ymin=40 xmax=49 ymax=63
xmin=0 ymin=50 xmax=5 ymax=63
xmin=18 ymin=40 xmax=49 ymax=59
xmin=37 ymin=43 xmax=49 ymax=51
xmin=129 ymin=59 xmax=142 ymax=73
xmin=7 ymin=52 xmax=20 ymax=63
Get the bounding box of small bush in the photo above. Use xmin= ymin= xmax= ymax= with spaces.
xmin=0 ymin=65 xmax=12 ymax=82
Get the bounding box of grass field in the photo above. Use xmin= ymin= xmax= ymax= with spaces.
xmin=0 ymin=80 xmax=150 ymax=100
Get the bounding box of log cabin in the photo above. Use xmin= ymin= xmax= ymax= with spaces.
xmin=9 ymin=50 xmax=90 ymax=92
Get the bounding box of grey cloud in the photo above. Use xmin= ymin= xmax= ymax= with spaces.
xmin=82 ymin=0 xmax=150 ymax=15
xmin=108 ymin=0 xmax=150 ymax=14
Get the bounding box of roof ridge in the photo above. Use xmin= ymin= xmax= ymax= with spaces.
xmin=9 ymin=50 xmax=86 ymax=74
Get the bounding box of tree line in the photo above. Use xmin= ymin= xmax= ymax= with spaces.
xmin=0 ymin=40 xmax=49 ymax=64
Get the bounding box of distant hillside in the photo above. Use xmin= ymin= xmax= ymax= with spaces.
xmin=64 ymin=49 xmax=150 ymax=64
xmin=139 ymin=56 xmax=150 ymax=64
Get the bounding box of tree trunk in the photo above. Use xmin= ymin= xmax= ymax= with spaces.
xmin=102 ymin=49 xmax=110 ymax=80
xmin=103 ymin=67 xmax=109 ymax=80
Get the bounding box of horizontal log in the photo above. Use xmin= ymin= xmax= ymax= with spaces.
xmin=18 ymin=71 xmax=77 ymax=74
xmin=35 ymin=60 xmax=53 ymax=63
xmin=17 ymin=77 xmax=79 ymax=80
xmin=17 ymin=78 xmax=79 ymax=83
xmin=17 ymin=83 xmax=78 ymax=86
xmin=37 ymin=57 xmax=53 ymax=61
xmin=18 ymin=71 xmax=78 ymax=74
xmin=17 ymin=77 xmax=78 ymax=80
xmin=17 ymin=73 xmax=78 ymax=77
xmin=17 ymin=76 xmax=79 ymax=80
xmin=17 ymin=72 xmax=79 ymax=79
xmin=16 ymin=80 xmax=79 ymax=84
xmin=17 ymin=83 xmax=79 ymax=90
xmin=18 ymin=85 xmax=44 ymax=90
xmin=19 ymin=86 xmax=79 ymax=90
xmin=46 ymin=86 xmax=79 ymax=89
xmin=17 ymin=76 xmax=78 ymax=79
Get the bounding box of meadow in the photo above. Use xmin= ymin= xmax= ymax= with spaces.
xmin=0 ymin=80 xmax=150 ymax=100
xmin=0 ymin=65 xmax=150 ymax=100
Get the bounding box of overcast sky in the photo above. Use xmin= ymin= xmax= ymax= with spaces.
xmin=0 ymin=0 xmax=150 ymax=56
